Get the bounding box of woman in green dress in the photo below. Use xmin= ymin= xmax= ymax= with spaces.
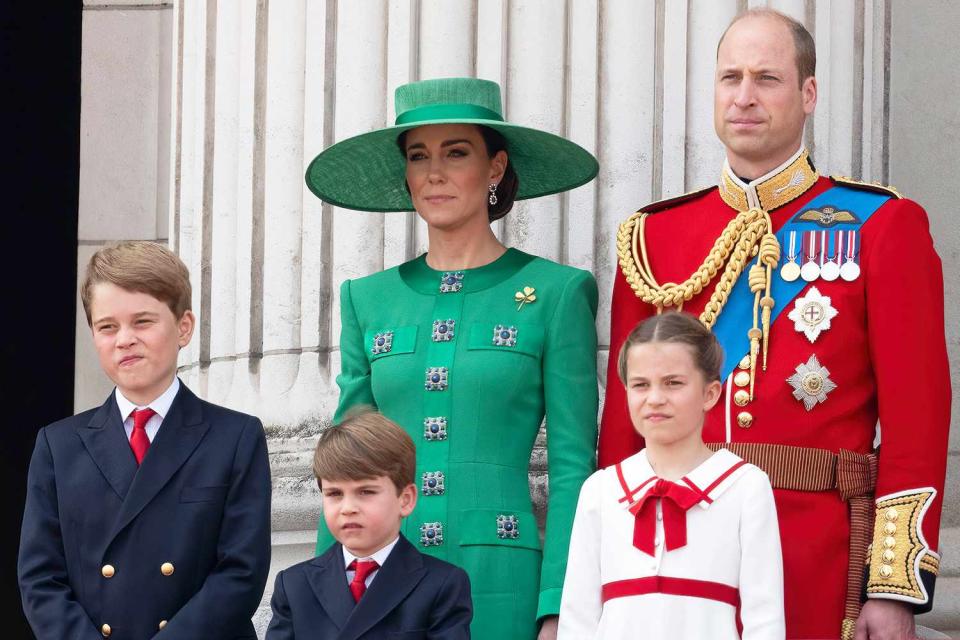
xmin=305 ymin=77 xmax=599 ymax=639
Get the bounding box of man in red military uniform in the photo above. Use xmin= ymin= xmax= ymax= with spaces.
xmin=598 ymin=8 xmax=950 ymax=640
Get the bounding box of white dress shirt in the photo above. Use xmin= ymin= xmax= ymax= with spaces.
xmin=115 ymin=378 xmax=180 ymax=443
xmin=342 ymin=536 xmax=399 ymax=589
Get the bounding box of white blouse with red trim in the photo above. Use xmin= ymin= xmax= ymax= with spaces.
xmin=558 ymin=448 xmax=785 ymax=640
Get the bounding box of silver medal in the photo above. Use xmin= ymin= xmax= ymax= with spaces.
xmin=820 ymin=231 xmax=841 ymax=281
xmin=800 ymin=231 xmax=820 ymax=281
xmin=840 ymin=262 xmax=860 ymax=281
xmin=840 ymin=229 xmax=861 ymax=282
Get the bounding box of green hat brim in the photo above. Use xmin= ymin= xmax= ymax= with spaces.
xmin=304 ymin=118 xmax=599 ymax=212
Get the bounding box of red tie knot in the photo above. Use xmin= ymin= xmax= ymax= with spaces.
xmin=132 ymin=407 xmax=157 ymax=431
xmin=348 ymin=559 xmax=380 ymax=602
xmin=350 ymin=559 xmax=380 ymax=581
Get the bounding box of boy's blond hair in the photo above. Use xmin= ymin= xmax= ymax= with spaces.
xmin=80 ymin=241 xmax=192 ymax=325
xmin=313 ymin=410 xmax=416 ymax=494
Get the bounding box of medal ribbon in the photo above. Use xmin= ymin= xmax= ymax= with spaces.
xmin=714 ymin=185 xmax=891 ymax=380
xmin=629 ymin=478 xmax=705 ymax=557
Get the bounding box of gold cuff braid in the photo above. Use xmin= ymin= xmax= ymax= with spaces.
xmin=866 ymin=489 xmax=936 ymax=602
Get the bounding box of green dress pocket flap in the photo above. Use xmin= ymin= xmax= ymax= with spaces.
xmin=458 ymin=509 xmax=542 ymax=550
xmin=466 ymin=323 xmax=544 ymax=358
xmin=364 ymin=325 xmax=418 ymax=362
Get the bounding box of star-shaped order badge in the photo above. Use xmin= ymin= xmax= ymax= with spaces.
xmin=787 ymin=286 xmax=838 ymax=343
xmin=786 ymin=355 xmax=837 ymax=411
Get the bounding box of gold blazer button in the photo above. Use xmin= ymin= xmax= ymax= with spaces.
xmin=161 ymin=562 xmax=175 ymax=576
xmin=101 ymin=564 xmax=115 ymax=578
xmin=101 ymin=623 xmax=112 ymax=637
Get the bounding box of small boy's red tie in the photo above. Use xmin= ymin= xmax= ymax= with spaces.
xmin=129 ymin=408 xmax=156 ymax=465
xmin=348 ymin=559 xmax=380 ymax=602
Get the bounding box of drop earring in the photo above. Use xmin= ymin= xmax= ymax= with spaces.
xmin=488 ymin=183 xmax=498 ymax=206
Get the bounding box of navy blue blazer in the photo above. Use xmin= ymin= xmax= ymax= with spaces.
xmin=18 ymin=383 xmax=272 ymax=640
xmin=266 ymin=535 xmax=472 ymax=640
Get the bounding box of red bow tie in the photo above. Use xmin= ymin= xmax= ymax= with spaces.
xmin=629 ymin=478 xmax=704 ymax=557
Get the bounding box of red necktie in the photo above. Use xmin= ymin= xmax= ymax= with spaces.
xmin=348 ymin=559 xmax=380 ymax=602
xmin=629 ymin=478 xmax=704 ymax=556
xmin=129 ymin=408 xmax=156 ymax=465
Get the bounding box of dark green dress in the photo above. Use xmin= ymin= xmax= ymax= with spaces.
xmin=318 ymin=248 xmax=598 ymax=638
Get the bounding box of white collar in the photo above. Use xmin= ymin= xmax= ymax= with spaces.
xmin=115 ymin=378 xmax=181 ymax=423
xmin=616 ymin=447 xmax=749 ymax=510
xmin=342 ymin=535 xmax=400 ymax=570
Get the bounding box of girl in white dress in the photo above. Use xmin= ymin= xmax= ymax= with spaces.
xmin=558 ymin=312 xmax=784 ymax=639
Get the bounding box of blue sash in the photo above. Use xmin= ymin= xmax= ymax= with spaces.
xmin=714 ymin=185 xmax=890 ymax=380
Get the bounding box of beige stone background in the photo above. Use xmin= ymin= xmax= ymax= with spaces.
xmin=75 ymin=0 xmax=958 ymax=636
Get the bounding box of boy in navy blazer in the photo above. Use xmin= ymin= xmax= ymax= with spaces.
xmin=266 ymin=411 xmax=472 ymax=639
xmin=18 ymin=241 xmax=271 ymax=639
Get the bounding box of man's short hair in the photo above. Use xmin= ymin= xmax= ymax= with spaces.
xmin=313 ymin=410 xmax=416 ymax=494
xmin=718 ymin=8 xmax=816 ymax=87
xmin=81 ymin=241 xmax=192 ymax=325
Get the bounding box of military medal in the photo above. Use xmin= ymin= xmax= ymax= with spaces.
xmin=800 ymin=231 xmax=820 ymax=282
xmin=786 ymin=354 xmax=837 ymax=410
xmin=820 ymin=230 xmax=841 ymax=281
xmin=787 ymin=286 xmax=838 ymax=343
xmin=840 ymin=229 xmax=861 ymax=281
xmin=780 ymin=230 xmax=801 ymax=282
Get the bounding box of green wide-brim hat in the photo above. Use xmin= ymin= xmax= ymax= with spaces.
xmin=304 ymin=77 xmax=599 ymax=212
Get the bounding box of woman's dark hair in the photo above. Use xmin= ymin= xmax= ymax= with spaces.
xmin=617 ymin=312 xmax=724 ymax=384
xmin=397 ymin=125 xmax=519 ymax=222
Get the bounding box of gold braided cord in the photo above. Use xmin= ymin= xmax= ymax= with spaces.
xmin=617 ymin=206 xmax=782 ymax=399
xmin=617 ymin=208 xmax=775 ymax=329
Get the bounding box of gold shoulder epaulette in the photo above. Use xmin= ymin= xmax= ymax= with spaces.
xmin=831 ymin=175 xmax=903 ymax=199
xmin=639 ymin=185 xmax=717 ymax=214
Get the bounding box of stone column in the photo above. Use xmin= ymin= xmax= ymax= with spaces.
xmin=75 ymin=0 xmax=173 ymax=406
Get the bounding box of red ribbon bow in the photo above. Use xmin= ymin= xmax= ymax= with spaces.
xmin=629 ymin=478 xmax=704 ymax=557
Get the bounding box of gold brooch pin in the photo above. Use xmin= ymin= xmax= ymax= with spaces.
xmin=514 ymin=286 xmax=536 ymax=310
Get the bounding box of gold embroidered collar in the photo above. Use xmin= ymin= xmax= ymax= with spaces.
xmin=719 ymin=147 xmax=819 ymax=212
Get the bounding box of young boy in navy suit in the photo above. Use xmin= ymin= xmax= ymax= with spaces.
xmin=266 ymin=411 xmax=472 ymax=639
xmin=18 ymin=241 xmax=272 ymax=639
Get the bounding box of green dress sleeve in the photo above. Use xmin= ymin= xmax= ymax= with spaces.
xmin=333 ymin=278 xmax=376 ymax=423
xmin=537 ymin=268 xmax=599 ymax=619
xmin=316 ymin=279 xmax=378 ymax=554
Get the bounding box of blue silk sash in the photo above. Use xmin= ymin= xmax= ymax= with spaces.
xmin=714 ymin=185 xmax=890 ymax=380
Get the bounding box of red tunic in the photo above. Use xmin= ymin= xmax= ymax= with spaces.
xmin=598 ymin=156 xmax=950 ymax=638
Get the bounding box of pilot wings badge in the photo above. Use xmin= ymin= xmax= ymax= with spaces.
xmin=796 ymin=206 xmax=860 ymax=228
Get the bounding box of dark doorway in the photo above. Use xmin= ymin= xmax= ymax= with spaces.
xmin=1 ymin=1 xmax=81 ymax=636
